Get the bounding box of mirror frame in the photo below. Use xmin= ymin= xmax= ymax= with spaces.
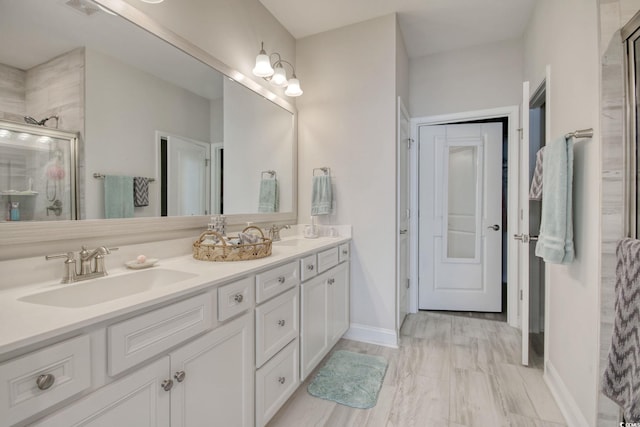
xmin=0 ymin=0 xmax=297 ymax=248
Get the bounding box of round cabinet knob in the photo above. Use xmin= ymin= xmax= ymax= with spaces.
xmin=161 ymin=379 xmax=174 ymax=392
xmin=278 ymin=376 xmax=286 ymax=384
xmin=36 ymin=373 xmax=55 ymax=391
xmin=277 ymin=276 xmax=286 ymax=284
xmin=306 ymin=264 xmax=315 ymax=271
xmin=328 ymin=278 xmax=335 ymax=285
xmin=277 ymin=319 xmax=286 ymax=327
xmin=174 ymin=371 xmax=186 ymax=383
xmin=234 ymin=293 xmax=244 ymax=303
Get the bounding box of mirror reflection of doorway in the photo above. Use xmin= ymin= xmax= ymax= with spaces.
xmin=159 ymin=134 xmax=213 ymax=217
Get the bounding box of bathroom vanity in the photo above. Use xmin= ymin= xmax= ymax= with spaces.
xmin=0 ymin=236 xmax=350 ymax=427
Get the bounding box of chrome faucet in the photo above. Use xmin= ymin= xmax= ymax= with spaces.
xmin=268 ymin=224 xmax=291 ymax=242
xmin=46 ymin=246 xmax=118 ymax=284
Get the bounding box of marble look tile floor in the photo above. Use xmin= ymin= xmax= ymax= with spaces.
xmin=267 ymin=312 xmax=566 ymax=427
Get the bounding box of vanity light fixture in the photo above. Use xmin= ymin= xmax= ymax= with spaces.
xmin=252 ymin=42 xmax=303 ymax=97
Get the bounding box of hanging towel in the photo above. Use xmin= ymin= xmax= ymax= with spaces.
xmin=534 ymin=137 xmax=574 ymax=264
xmin=602 ymin=238 xmax=640 ymax=421
xmin=258 ymin=177 xmax=279 ymax=213
xmin=133 ymin=177 xmax=149 ymax=207
xmin=311 ymin=175 xmax=333 ymax=216
xmin=529 ymin=147 xmax=545 ymax=200
xmin=104 ymin=175 xmax=134 ymax=219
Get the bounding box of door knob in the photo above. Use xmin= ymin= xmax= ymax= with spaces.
xmin=399 ymin=229 xmax=408 ymax=235
xmin=487 ymin=224 xmax=500 ymax=231
xmin=513 ymin=234 xmax=530 ymax=243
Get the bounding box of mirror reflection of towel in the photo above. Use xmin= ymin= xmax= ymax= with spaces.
xmin=529 ymin=147 xmax=544 ymax=200
xmin=134 ymin=177 xmax=149 ymax=207
xmin=258 ymin=178 xmax=279 ymax=213
xmin=311 ymin=175 xmax=332 ymax=216
xmin=104 ymin=175 xmax=134 ymax=219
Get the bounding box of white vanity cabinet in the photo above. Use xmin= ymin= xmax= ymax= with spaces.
xmin=301 ymin=259 xmax=350 ymax=380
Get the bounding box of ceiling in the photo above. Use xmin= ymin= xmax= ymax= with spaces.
xmin=258 ymin=0 xmax=537 ymax=58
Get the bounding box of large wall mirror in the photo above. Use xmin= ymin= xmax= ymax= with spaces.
xmin=0 ymin=0 xmax=296 ymax=226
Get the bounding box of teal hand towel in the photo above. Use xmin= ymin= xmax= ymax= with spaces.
xmin=104 ymin=175 xmax=134 ymax=219
xmin=258 ymin=178 xmax=279 ymax=213
xmin=311 ymin=175 xmax=333 ymax=216
xmin=535 ymin=137 xmax=574 ymax=264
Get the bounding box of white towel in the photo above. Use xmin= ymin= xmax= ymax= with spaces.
xmin=534 ymin=137 xmax=574 ymax=264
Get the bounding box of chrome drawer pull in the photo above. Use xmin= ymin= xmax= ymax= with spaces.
xmin=306 ymin=264 xmax=314 ymax=271
xmin=278 ymin=376 xmax=286 ymax=384
xmin=234 ymin=293 xmax=244 ymax=303
xmin=36 ymin=373 xmax=55 ymax=391
xmin=328 ymin=278 xmax=335 ymax=285
xmin=174 ymin=371 xmax=186 ymax=383
xmin=277 ymin=319 xmax=286 ymax=327
xmin=161 ymin=379 xmax=174 ymax=391
xmin=277 ymin=276 xmax=286 ymax=284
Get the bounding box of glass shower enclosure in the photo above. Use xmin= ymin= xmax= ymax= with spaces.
xmin=0 ymin=119 xmax=78 ymax=221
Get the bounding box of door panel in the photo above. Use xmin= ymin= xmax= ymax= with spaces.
xmin=418 ymin=123 xmax=502 ymax=312
xmin=519 ymin=81 xmax=531 ymax=366
xmin=166 ymin=135 xmax=210 ymax=216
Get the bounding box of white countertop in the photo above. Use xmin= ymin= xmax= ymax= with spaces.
xmin=0 ymin=235 xmax=350 ymax=355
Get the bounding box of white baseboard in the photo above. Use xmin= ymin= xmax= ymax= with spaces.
xmin=544 ymin=360 xmax=591 ymax=427
xmin=342 ymin=323 xmax=399 ymax=348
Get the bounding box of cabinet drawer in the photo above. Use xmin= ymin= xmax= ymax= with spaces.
xmin=255 ymin=288 xmax=298 ymax=367
xmin=300 ymin=254 xmax=317 ymax=282
xmin=255 ymin=339 xmax=299 ymax=427
xmin=339 ymin=243 xmax=350 ymax=263
xmin=317 ymin=247 xmax=339 ymax=273
xmin=108 ymin=293 xmax=213 ymax=376
xmin=218 ymin=276 xmax=254 ymax=321
xmin=0 ymin=335 xmax=91 ymax=426
xmin=256 ymin=261 xmax=298 ymax=303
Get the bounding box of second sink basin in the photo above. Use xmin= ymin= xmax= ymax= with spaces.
xmin=19 ymin=268 xmax=198 ymax=308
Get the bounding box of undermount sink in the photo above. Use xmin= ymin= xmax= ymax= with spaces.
xmin=19 ymin=268 xmax=198 ymax=308
xmin=273 ymin=239 xmax=306 ymax=247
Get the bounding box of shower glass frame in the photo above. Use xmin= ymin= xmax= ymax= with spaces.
xmin=624 ymin=20 xmax=640 ymax=238
xmin=0 ymin=120 xmax=79 ymax=221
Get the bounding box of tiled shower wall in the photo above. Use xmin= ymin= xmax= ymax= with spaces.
xmin=0 ymin=48 xmax=85 ymax=221
xmin=598 ymin=1 xmax=640 ymax=425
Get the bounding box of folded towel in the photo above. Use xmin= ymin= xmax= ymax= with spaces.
xmin=239 ymin=232 xmax=261 ymax=245
xmin=311 ymin=175 xmax=333 ymax=216
xmin=529 ymin=147 xmax=544 ymax=201
xmin=534 ymin=137 xmax=574 ymax=264
xmin=104 ymin=175 xmax=134 ymax=219
xmin=258 ymin=178 xmax=279 ymax=213
xmin=602 ymin=238 xmax=640 ymax=421
xmin=134 ymin=177 xmax=149 ymax=207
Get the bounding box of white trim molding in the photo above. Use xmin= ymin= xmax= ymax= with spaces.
xmin=343 ymin=323 xmax=399 ymax=349
xmin=544 ymin=360 xmax=589 ymax=427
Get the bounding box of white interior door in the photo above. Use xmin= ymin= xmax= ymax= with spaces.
xmin=166 ymin=135 xmax=210 ymax=216
xmin=397 ymin=99 xmax=411 ymax=330
xmin=518 ymin=81 xmax=531 ymax=366
xmin=418 ymin=123 xmax=502 ymax=312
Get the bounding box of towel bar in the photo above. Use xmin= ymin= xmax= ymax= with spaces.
xmin=93 ymin=173 xmax=155 ymax=182
xmin=313 ymin=167 xmax=331 ymax=176
xmin=261 ymin=170 xmax=276 ymax=179
xmin=565 ymin=128 xmax=593 ymax=140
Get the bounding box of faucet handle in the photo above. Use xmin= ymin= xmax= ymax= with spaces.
xmin=45 ymin=252 xmax=75 ymax=262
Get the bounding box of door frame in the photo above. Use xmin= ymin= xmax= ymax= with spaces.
xmin=409 ymin=106 xmax=520 ymax=327
xmin=397 ymin=96 xmax=411 ymax=335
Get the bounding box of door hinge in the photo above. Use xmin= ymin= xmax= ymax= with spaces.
xmin=407 ymin=138 xmax=414 ymax=149
xmin=406 ymin=278 xmax=410 ymax=289
xmin=406 ymin=208 xmax=411 ymax=219
xmin=517 ymin=128 xmax=523 ymax=140
xmin=205 ymin=159 xmax=210 ymax=167
xmin=520 ymin=289 xmax=523 ymax=300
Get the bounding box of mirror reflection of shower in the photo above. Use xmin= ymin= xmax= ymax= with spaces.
xmin=45 ymin=147 xmax=65 ymax=216
xmin=23 ymin=115 xmax=59 ymax=128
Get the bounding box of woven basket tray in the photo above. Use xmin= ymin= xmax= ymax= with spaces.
xmin=193 ymin=226 xmax=272 ymax=262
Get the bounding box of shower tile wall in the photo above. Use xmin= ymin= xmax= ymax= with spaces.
xmin=598 ymin=0 xmax=639 ymax=425
xmin=0 ymin=48 xmax=85 ymax=221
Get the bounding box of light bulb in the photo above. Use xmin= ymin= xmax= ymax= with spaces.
xmin=285 ymin=77 xmax=303 ymax=97
xmin=253 ymin=51 xmax=274 ymax=78
xmin=270 ymin=65 xmax=288 ymax=87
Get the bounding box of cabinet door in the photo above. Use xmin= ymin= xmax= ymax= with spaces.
xmin=328 ymin=262 xmax=350 ymax=346
xmin=300 ymin=275 xmax=329 ymax=380
xmin=170 ymin=313 xmax=254 ymax=427
xmin=32 ymin=357 xmax=170 ymax=427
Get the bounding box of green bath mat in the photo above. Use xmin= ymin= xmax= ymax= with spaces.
xmin=307 ymin=350 xmax=388 ymax=409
